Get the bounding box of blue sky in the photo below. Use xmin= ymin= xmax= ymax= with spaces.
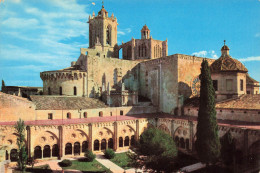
xmin=0 ymin=0 xmax=260 ymax=87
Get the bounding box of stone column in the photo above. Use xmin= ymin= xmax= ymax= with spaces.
xmin=136 ymin=120 xmax=140 ymax=141
xmin=58 ymin=126 xmax=63 ymax=159
xmin=26 ymin=126 xmax=31 ymax=158
xmin=171 ymin=120 xmax=175 ymax=137
xmin=88 ymin=123 xmax=93 ymax=151
xmin=189 ymin=121 xmax=194 ymax=151
xmin=72 ymin=144 xmax=74 ymax=155
xmin=114 ymin=122 xmax=118 ymax=151
xmin=50 ymin=149 xmax=52 ymax=158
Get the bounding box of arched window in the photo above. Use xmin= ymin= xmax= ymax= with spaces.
xmin=74 ymin=86 xmax=77 ymax=95
xmin=154 ymin=46 xmax=156 ymax=57
xmin=101 ymin=139 xmax=106 ymax=150
xmin=185 ymin=139 xmax=189 ymax=150
xmin=180 ymin=138 xmax=185 ymax=149
xmin=48 ymin=87 xmax=51 ymax=95
xmin=74 ymin=142 xmax=80 ymax=155
xmin=52 ymin=144 xmax=59 ymax=157
xmin=10 ymin=149 xmax=18 ymax=162
xmin=160 ymin=47 xmax=162 ymax=57
xmin=67 ymin=112 xmax=71 ymax=119
xmin=119 ymin=137 xmax=123 ymax=147
xmin=5 ymin=150 xmax=9 ymax=160
xmin=139 ymin=45 xmax=141 ymax=57
xmin=83 ymin=112 xmax=87 ymax=118
xmin=43 ymin=145 xmax=51 ymax=158
xmin=82 ymin=141 xmax=88 ymax=153
xmin=106 ymin=25 xmax=111 ymax=45
xmin=59 ymin=87 xmax=62 ymax=95
xmin=99 ymin=111 xmax=103 ymax=117
xmin=108 ymin=138 xmax=113 ymax=149
xmin=124 ymin=136 xmax=130 ymax=146
xmin=94 ymin=140 xmax=99 ymax=151
xmin=65 ymin=143 xmax=72 ymax=155
xmin=174 ymin=136 xmax=179 ymax=147
xmin=131 ymin=135 xmax=135 ymax=146
xmin=34 ymin=146 xmax=42 ymax=159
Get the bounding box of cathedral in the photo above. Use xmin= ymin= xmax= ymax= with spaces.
xmin=0 ymin=5 xmax=259 ymax=168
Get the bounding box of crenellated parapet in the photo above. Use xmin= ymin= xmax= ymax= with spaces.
xmin=40 ymin=71 xmax=87 ymax=81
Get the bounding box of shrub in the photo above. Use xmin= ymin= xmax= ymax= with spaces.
xmin=84 ymin=149 xmax=96 ymax=162
xmin=104 ymin=149 xmax=115 ymax=159
xmin=59 ymin=159 xmax=72 ymax=167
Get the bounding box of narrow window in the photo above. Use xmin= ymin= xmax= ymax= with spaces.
xmin=83 ymin=112 xmax=87 ymax=118
xmin=240 ymin=79 xmax=243 ymax=91
xmin=213 ymin=80 xmax=218 ymax=91
xmin=120 ymin=110 xmax=123 ymax=116
xmin=48 ymin=87 xmax=51 ymax=95
xmin=59 ymin=87 xmax=62 ymax=95
xmin=110 ymin=112 xmax=112 ymax=116
xmin=99 ymin=111 xmax=103 ymax=117
xmin=48 ymin=113 xmax=53 ymax=120
xmin=67 ymin=112 xmax=71 ymax=119
xmin=74 ymin=87 xmax=77 ymax=95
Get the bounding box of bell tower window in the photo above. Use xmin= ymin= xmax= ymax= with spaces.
xmin=106 ymin=25 xmax=111 ymax=45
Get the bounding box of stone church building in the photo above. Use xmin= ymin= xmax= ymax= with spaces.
xmin=0 ymin=5 xmax=259 ymax=167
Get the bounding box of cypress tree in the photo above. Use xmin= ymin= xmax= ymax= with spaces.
xmin=195 ymin=59 xmax=220 ymax=165
xmin=14 ymin=119 xmax=27 ymax=172
xmin=1 ymin=79 xmax=5 ymax=92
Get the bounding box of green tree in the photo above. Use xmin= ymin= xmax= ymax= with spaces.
xmin=220 ymin=131 xmax=236 ymax=166
xmin=129 ymin=127 xmax=177 ymax=172
xmin=195 ymin=59 xmax=220 ymax=165
xmin=1 ymin=79 xmax=5 ymax=92
xmin=14 ymin=119 xmax=27 ymax=172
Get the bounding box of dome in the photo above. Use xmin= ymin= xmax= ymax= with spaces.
xmin=221 ymin=45 xmax=230 ymax=51
xmin=141 ymin=24 xmax=149 ymax=31
xmin=210 ymin=54 xmax=248 ymax=73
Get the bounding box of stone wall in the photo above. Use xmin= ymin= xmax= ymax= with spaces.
xmin=0 ymin=92 xmax=36 ymax=121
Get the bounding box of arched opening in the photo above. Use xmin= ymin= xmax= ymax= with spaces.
xmin=124 ymin=136 xmax=130 ymax=146
xmin=65 ymin=143 xmax=72 ymax=155
xmin=108 ymin=138 xmax=113 ymax=149
xmin=83 ymin=112 xmax=87 ymax=118
xmin=74 ymin=142 xmax=80 ymax=155
xmin=5 ymin=150 xmax=9 ymax=160
xmin=94 ymin=140 xmax=99 ymax=151
xmin=106 ymin=25 xmax=111 ymax=45
xmin=48 ymin=87 xmax=51 ymax=95
xmin=43 ymin=145 xmax=51 ymax=158
xmin=130 ymin=135 xmax=135 ymax=146
xmin=99 ymin=111 xmax=103 ymax=117
xmin=180 ymin=138 xmax=185 ymax=149
xmin=10 ymin=149 xmax=18 ymax=162
xmin=59 ymin=87 xmax=62 ymax=95
xmin=67 ymin=112 xmax=71 ymax=119
xmin=82 ymin=141 xmax=88 ymax=153
xmin=119 ymin=137 xmax=123 ymax=147
xmin=74 ymin=86 xmax=77 ymax=95
xmin=34 ymin=146 xmax=42 ymax=159
xmin=185 ymin=139 xmax=189 ymax=150
xmin=174 ymin=136 xmax=179 ymax=147
xmin=52 ymin=144 xmax=59 ymax=157
xmin=249 ymin=140 xmax=260 ymax=164
xmin=101 ymin=139 xmax=106 ymax=150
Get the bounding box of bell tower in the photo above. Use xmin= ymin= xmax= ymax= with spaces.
xmin=88 ymin=3 xmax=118 ymax=49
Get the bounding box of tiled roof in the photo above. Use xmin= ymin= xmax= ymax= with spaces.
xmin=184 ymin=95 xmax=260 ymax=110
xmin=29 ymin=95 xmax=108 ymax=110
xmin=210 ymin=55 xmax=248 ymax=73
xmin=216 ymin=95 xmax=260 ymax=110
xmin=0 ymin=114 xmax=259 ymax=130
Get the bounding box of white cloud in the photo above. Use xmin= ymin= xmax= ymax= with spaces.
xmin=238 ymin=56 xmax=260 ymax=62
xmin=118 ymin=28 xmax=132 ymax=36
xmin=2 ymin=18 xmax=39 ymax=28
xmin=9 ymin=0 xmax=21 ymax=4
xmin=192 ymin=50 xmax=218 ymax=59
xmin=255 ymin=33 xmax=260 ymax=37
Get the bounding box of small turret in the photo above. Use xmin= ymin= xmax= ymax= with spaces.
xmin=141 ymin=24 xmax=150 ymax=39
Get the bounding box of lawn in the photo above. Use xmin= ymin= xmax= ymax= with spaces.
xmin=13 ymin=164 xmax=52 ymax=173
xmin=60 ymin=159 xmax=111 ymax=173
xmin=110 ymin=152 xmax=132 ymax=169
